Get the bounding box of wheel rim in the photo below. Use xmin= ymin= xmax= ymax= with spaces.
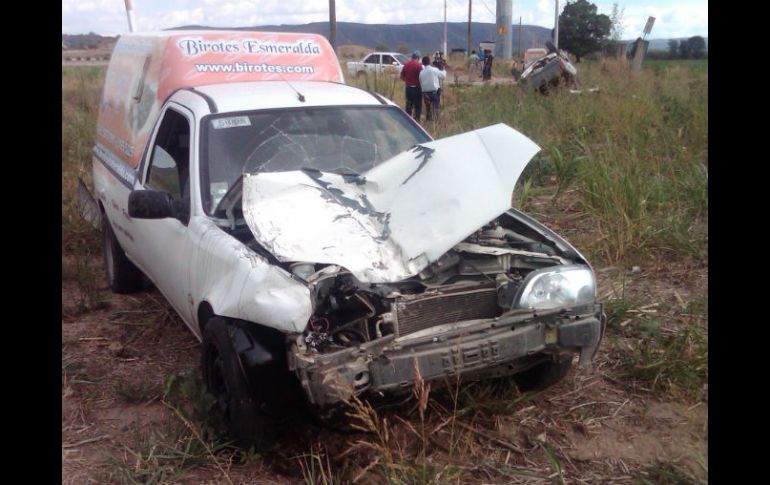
xmin=207 ymin=344 xmax=231 ymax=420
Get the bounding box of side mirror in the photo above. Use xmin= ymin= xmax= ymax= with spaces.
xmin=128 ymin=189 xmax=176 ymax=219
xmin=392 ymin=61 xmax=398 ymax=66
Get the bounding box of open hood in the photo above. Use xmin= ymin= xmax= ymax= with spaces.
xmin=242 ymin=123 xmax=540 ymax=283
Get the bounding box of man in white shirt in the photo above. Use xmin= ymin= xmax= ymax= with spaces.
xmin=418 ymin=56 xmax=446 ymax=121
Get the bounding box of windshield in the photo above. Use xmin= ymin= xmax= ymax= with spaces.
xmin=201 ymin=105 xmax=429 ymax=214
xmin=394 ymin=54 xmax=409 ymax=64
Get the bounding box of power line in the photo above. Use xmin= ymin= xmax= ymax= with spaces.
xmin=449 ymin=0 xmax=496 ymax=22
xmin=477 ymin=0 xmax=496 ymax=18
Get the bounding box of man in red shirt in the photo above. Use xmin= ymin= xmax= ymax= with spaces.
xmin=400 ymin=51 xmax=423 ymax=121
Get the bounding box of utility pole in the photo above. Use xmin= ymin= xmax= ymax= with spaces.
xmin=123 ymin=0 xmax=136 ymax=32
xmin=329 ymin=0 xmax=337 ymax=50
xmin=467 ymin=0 xmax=472 ymax=57
xmin=443 ymin=0 xmax=448 ymax=55
xmin=554 ymin=0 xmax=559 ymax=49
xmin=495 ymin=0 xmax=512 ymax=59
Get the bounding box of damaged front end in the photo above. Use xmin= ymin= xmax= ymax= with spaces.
xmin=221 ymin=122 xmax=605 ymax=407
xmin=288 ymin=211 xmax=605 ymax=407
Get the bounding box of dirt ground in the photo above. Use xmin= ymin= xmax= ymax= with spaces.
xmin=62 ymin=233 xmax=707 ymax=484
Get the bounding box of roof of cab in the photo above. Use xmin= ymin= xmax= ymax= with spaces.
xmin=193 ymin=81 xmax=385 ymax=113
xmin=96 ymin=30 xmax=345 ymax=169
xmin=123 ymin=30 xmax=344 ymax=102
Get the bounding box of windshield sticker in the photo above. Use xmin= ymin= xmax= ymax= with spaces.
xmin=212 ymin=116 xmax=252 ymax=129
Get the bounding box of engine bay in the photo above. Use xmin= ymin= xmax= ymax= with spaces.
xmin=300 ymin=212 xmax=579 ymax=353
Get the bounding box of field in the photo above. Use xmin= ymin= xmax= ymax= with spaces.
xmin=62 ymin=58 xmax=707 ymax=484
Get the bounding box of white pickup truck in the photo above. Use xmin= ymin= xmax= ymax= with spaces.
xmin=346 ymin=51 xmax=410 ymax=77
xmin=80 ymin=30 xmax=604 ymax=451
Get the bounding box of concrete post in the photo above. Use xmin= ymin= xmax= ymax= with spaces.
xmin=495 ymin=0 xmax=513 ymax=59
xmin=631 ymin=38 xmax=649 ymax=72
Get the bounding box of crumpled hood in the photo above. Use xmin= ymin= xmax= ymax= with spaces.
xmin=242 ymin=123 xmax=540 ymax=283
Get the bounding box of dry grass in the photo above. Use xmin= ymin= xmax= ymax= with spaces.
xmin=62 ymin=59 xmax=707 ymax=484
xmin=349 ymin=58 xmax=707 ymax=265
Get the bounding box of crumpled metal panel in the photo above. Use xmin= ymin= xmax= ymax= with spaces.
xmin=189 ymin=218 xmax=312 ymax=337
xmin=242 ymin=123 xmax=540 ymax=283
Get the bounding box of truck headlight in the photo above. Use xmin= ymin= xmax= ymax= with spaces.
xmin=515 ymin=265 xmax=595 ymax=310
xmin=290 ymin=262 xmax=316 ymax=281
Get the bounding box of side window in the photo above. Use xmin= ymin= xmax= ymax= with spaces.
xmin=148 ymin=146 xmax=179 ymax=194
xmin=381 ymin=55 xmax=395 ymax=65
xmin=145 ymin=108 xmax=191 ymax=221
xmin=364 ymin=54 xmax=379 ymax=64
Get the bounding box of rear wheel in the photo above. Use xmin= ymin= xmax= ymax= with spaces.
xmin=513 ymin=355 xmax=573 ymax=391
xmin=102 ymin=218 xmax=143 ymax=294
xmin=200 ymin=317 xmax=277 ymax=450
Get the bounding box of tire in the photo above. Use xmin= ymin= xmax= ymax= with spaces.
xmin=200 ymin=317 xmax=277 ymax=450
xmin=356 ymin=71 xmax=365 ymax=78
xmin=102 ymin=218 xmax=143 ymax=294
xmin=513 ymin=355 xmax=573 ymax=391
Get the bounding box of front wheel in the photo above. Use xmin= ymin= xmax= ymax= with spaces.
xmin=102 ymin=218 xmax=143 ymax=294
xmin=513 ymin=355 xmax=573 ymax=391
xmin=200 ymin=317 xmax=277 ymax=450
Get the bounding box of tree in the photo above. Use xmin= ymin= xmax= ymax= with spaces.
xmin=687 ymin=36 xmax=706 ymax=59
xmin=558 ymin=0 xmax=612 ymax=62
xmin=668 ymin=39 xmax=679 ymax=59
xmin=678 ymin=39 xmax=690 ymax=59
xmin=609 ymin=3 xmax=625 ymax=42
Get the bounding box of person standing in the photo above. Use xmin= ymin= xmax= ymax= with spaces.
xmin=432 ymin=51 xmax=446 ymax=112
xmin=400 ymin=50 xmax=423 ymax=121
xmin=468 ymin=50 xmax=480 ymax=78
xmin=477 ymin=48 xmax=485 ymax=78
xmin=482 ymin=49 xmax=494 ymax=81
xmin=419 ymin=55 xmax=446 ymax=121
xmin=432 ymin=51 xmax=445 ymax=68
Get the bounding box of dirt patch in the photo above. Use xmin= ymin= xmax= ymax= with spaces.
xmin=62 ymin=252 xmax=707 ymax=483
xmin=565 ymin=399 xmax=706 ymax=476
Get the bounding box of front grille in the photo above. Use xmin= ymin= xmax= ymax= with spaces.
xmin=395 ymin=284 xmax=500 ymax=337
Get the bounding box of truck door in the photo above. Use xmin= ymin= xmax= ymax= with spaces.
xmin=364 ymin=53 xmax=381 ymax=74
xmin=381 ymin=54 xmax=399 ymax=75
xmin=132 ymin=103 xmax=195 ymax=324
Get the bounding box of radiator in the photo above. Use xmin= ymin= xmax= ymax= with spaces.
xmin=394 ymin=284 xmax=500 ymax=337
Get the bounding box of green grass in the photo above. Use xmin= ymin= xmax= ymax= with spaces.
xmin=643 ymin=58 xmax=708 ymax=74
xmin=62 ymin=66 xmax=105 ymax=256
xmin=607 ymin=285 xmax=708 ymax=402
xmin=99 ymin=370 xmax=237 ymax=484
xmin=62 ymin=60 xmax=707 ymax=483
xmin=64 ymin=60 xmax=707 ymax=267
xmin=622 ymin=319 xmax=707 ymax=401
xmin=351 ymin=59 xmax=707 ymax=264
xmin=99 ymin=417 xmax=228 ymax=485
xmin=639 ymin=459 xmax=707 ymax=484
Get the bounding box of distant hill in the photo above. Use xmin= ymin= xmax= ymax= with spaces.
xmin=62 ymin=32 xmax=117 ymax=50
xmin=172 ymin=21 xmax=554 ymax=54
xmin=62 ymin=25 xmax=706 ymax=56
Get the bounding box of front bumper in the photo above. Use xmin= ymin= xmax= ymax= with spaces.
xmin=293 ymin=304 xmax=605 ymax=406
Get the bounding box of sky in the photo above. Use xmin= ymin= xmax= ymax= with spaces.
xmin=62 ymin=0 xmax=707 ymax=39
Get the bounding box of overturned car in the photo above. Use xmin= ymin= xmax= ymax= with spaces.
xmin=518 ymin=41 xmax=578 ymax=94
xmin=84 ymin=30 xmax=605 ymax=450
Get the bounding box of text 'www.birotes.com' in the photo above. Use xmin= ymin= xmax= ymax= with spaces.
xmin=194 ymin=62 xmax=315 ymax=73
